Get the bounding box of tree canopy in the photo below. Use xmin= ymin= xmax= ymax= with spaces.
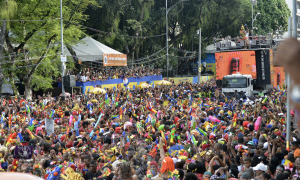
xmin=83 ymin=0 xmax=290 ymax=69
xmin=1 ymin=0 xmax=96 ymax=99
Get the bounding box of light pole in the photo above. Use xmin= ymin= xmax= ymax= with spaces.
xmin=197 ymin=28 xmax=201 ymax=84
xmin=250 ymin=0 xmax=257 ymax=31
xmin=60 ymin=0 xmax=66 ymax=100
xmin=166 ymin=0 xmax=188 ymax=78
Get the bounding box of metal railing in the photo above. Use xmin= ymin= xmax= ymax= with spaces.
xmin=210 ymin=34 xmax=277 ymax=52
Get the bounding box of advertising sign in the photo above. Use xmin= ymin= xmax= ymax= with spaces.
xmin=215 ymin=51 xmax=257 ymax=80
xmin=103 ymin=54 xmax=127 ymax=67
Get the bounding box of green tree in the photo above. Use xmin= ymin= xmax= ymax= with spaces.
xmin=0 ymin=0 xmax=17 ymax=96
xmin=2 ymin=0 xmax=96 ymax=99
xmin=254 ymin=0 xmax=290 ymax=35
xmin=83 ymin=0 xmax=290 ymax=73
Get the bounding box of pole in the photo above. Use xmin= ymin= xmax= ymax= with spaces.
xmin=192 ymin=35 xmax=193 ymax=52
xmin=166 ymin=0 xmax=169 ymax=79
xmin=60 ymin=0 xmax=65 ymax=99
xmin=198 ymin=28 xmax=201 ymax=83
xmin=252 ymin=2 xmax=253 ymax=32
xmin=293 ymin=0 xmax=297 ymax=38
xmin=287 ymin=1 xmax=297 ymax=151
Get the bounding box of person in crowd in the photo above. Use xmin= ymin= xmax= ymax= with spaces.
xmin=0 ymin=73 xmax=297 ymax=180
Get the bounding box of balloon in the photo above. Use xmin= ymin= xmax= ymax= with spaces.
xmin=254 ymin=116 xmax=262 ymax=131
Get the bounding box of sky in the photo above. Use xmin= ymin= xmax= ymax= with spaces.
xmin=286 ymin=0 xmax=293 ymax=15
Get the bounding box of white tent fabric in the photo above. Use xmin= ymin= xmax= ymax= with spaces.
xmin=64 ymin=37 xmax=123 ymax=62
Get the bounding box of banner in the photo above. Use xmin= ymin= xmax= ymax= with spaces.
xmin=103 ymin=54 xmax=127 ymax=67
xmin=215 ymin=51 xmax=257 ymax=80
xmin=45 ymin=118 xmax=54 ymax=135
xmin=255 ymin=50 xmax=271 ymax=85
xmin=270 ymin=49 xmax=274 ymax=86
xmin=14 ymin=146 xmax=33 ymax=159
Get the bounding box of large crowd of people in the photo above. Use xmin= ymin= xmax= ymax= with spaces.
xmin=57 ymin=67 xmax=161 ymax=82
xmin=1 ymin=38 xmax=300 ymax=180
xmin=0 ymin=77 xmax=297 ymax=180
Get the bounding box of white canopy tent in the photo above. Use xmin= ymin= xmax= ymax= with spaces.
xmin=64 ymin=37 xmax=124 ymax=62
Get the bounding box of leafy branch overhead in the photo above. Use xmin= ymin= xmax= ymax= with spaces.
xmin=83 ymin=0 xmax=290 ymax=68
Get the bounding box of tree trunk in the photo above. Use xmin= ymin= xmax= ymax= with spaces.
xmin=24 ymin=81 xmax=32 ymax=100
xmin=0 ymin=20 xmax=6 ymax=97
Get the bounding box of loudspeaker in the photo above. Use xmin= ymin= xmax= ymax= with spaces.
xmin=63 ymin=75 xmax=76 ymax=87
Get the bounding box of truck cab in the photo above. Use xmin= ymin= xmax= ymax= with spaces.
xmin=222 ymin=73 xmax=253 ymax=96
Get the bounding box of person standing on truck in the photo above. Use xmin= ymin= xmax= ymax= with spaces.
xmin=258 ymin=90 xmax=264 ymax=97
xmin=203 ymin=60 xmax=206 ymax=74
xmin=239 ymin=91 xmax=247 ymax=100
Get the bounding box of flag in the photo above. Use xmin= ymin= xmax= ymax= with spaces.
xmin=50 ymin=110 xmax=55 ymax=119
xmin=189 ymin=93 xmax=192 ymax=106
xmin=112 ymin=93 xmax=115 ymax=104
xmin=14 ymin=146 xmax=33 ymax=159
xmin=0 ymin=113 xmax=3 ymax=124
xmin=26 ymin=104 xmax=30 ymax=114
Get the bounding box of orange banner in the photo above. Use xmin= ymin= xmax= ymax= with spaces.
xmin=103 ymin=54 xmax=127 ymax=67
xmin=270 ymin=49 xmax=274 ymax=86
xmin=215 ymin=51 xmax=256 ymax=80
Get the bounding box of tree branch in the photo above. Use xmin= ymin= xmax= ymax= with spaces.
xmin=14 ymin=11 xmax=51 ymax=52
xmin=4 ymin=29 xmax=13 ymax=54
xmin=26 ymin=34 xmax=57 ymax=81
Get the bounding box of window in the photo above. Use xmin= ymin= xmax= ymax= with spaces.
xmin=222 ymin=77 xmax=248 ymax=88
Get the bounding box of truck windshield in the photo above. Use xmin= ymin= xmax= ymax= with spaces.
xmin=222 ymin=77 xmax=247 ymax=88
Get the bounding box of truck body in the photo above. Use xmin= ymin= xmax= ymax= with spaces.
xmin=222 ymin=73 xmax=253 ymax=96
xmin=221 ymin=73 xmax=272 ymax=96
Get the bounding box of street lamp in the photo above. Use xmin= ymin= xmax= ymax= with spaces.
xmin=250 ymin=0 xmax=257 ymax=31
xmin=166 ymin=0 xmax=188 ymax=78
xmin=252 ymin=12 xmax=260 ymax=34
xmin=253 ymin=12 xmax=260 ymax=22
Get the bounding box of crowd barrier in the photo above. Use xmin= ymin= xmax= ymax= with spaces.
xmin=168 ymin=76 xmax=214 ymax=84
xmin=58 ymin=75 xmax=163 ymax=94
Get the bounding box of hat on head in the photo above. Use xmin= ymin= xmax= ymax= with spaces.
xmin=247 ymin=141 xmax=254 ymax=145
xmin=238 ymin=133 xmax=244 ymax=138
xmin=115 ymin=127 xmax=121 ymax=134
xmin=253 ymin=138 xmax=258 ymax=145
xmin=253 ymin=163 xmax=267 ymax=171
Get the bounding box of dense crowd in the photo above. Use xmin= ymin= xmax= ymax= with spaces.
xmin=57 ymin=67 xmax=161 ymax=82
xmin=0 ymin=77 xmax=297 ymax=180
xmin=2 ymin=38 xmax=300 ymax=180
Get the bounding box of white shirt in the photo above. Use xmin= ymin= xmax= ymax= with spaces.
xmin=203 ymin=62 xmax=206 ymax=67
xmin=81 ymin=76 xmax=87 ymax=82
xmin=43 ymin=98 xmax=50 ymax=106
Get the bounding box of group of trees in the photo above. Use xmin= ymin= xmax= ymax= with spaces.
xmin=0 ymin=0 xmax=290 ymax=99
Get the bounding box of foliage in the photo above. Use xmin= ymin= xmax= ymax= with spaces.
xmin=255 ymin=0 xmax=291 ymax=35
xmin=0 ymin=0 xmax=17 ymax=21
xmin=83 ymin=0 xmax=290 ymax=72
xmin=1 ymin=0 xmax=96 ymax=97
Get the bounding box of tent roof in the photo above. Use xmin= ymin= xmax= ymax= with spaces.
xmin=64 ymin=37 xmax=124 ymax=61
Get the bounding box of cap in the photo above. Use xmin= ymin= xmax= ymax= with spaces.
xmin=247 ymin=141 xmax=254 ymax=145
xmin=253 ymin=163 xmax=267 ymax=171
xmin=253 ymin=139 xmax=258 ymax=145
xmin=238 ymin=133 xmax=244 ymax=138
